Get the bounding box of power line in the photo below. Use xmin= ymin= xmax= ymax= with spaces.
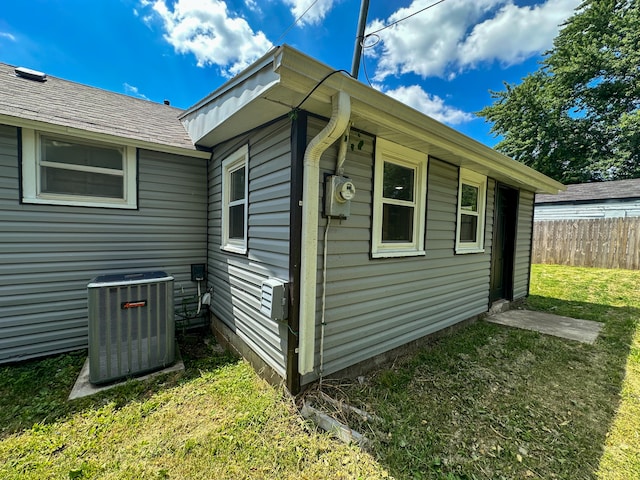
xmin=365 ymin=0 xmax=449 ymax=37
xmin=273 ymin=0 xmax=322 ymax=46
xmin=294 ymin=69 xmax=352 ymax=110
xmin=361 ymin=51 xmax=374 ymax=88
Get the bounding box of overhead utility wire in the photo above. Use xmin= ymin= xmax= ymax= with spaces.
xmin=273 ymin=0 xmax=322 ymax=47
xmin=359 ymin=0 xmax=449 ymax=85
xmin=365 ymin=0 xmax=448 ymax=37
xmin=361 ymin=53 xmax=374 ymax=88
xmin=294 ymin=69 xmax=352 ymax=110
xmin=358 ymin=0 xmax=448 ymax=87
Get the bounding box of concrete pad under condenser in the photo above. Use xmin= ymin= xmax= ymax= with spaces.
xmin=486 ymin=310 xmax=603 ymax=344
xmin=68 ymin=350 xmax=184 ymax=401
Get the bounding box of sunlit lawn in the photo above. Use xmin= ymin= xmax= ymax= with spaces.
xmin=1 ymin=264 xmax=638 ymax=479
xmin=334 ymin=265 xmax=640 ymax=479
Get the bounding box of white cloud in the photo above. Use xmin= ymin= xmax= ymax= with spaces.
xmin=146 ymin=0 xmax=272 ymax=77
xmin=368 ymin=0 xmax=502 ymax=80
xmin=124 ymin=83 xmax=149 ymax=100
xmin=244 ymin=0 xmax=260 ymax=13
xmin=458 ymin=0 xmax=581 ymax=67
xmin=383 ymin=84 xmax=474 ymax=125
xmin=283 ymin=0 xmax=337 ymax=25
xmin=0 ymin=32 xmax=16 ymax=42
xmin=368 ymin=0 xmax=581 ymax=81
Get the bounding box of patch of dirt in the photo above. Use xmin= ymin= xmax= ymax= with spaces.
xmin=177 ymin=330 xmax=218 ymax=360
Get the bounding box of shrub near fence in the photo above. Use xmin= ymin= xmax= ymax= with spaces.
xmin=532 ymin=218 xmax=640 ymax=270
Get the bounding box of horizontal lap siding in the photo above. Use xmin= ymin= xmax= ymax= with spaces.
xmin=208 ymin=120 xmax=291 ymax=378
xmin=0 ymin=124 xmax=207 ymax=363
xmin=514 ymin=190 xmax=535 ymax=299
xmin=534 ymin=201 xmax=640 ymax=220
xmin=305 ymin=119 xmax=494 ymax=383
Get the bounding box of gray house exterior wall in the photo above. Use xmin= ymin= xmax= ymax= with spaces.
xmin=302 ymin=118 xmax=498 ymax=383
xmin=0 ymin=124 xmax=207 ymax=363
xmin=207 ymin=119 xmax=292 ymax=378
xmin=204 ymin=116 xmax=538 ymax=386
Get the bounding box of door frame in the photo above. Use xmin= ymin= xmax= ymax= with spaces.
xmin=490 ymin=183 xmax=519 ymax=302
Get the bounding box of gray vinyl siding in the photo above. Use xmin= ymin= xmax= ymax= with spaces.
xmin=513 ymin=189 xmax=535 ymax=299
xmin=534 ymin=201 xmax=640 ymax=220
xmin=305 ymin=119 xmax=495 ymax=383
xmin=207 ymin=119 xmax=291 ymax=378
xmin=0 ymin=124 xmax=207 ymax=363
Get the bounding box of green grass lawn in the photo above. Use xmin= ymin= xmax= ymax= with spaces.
xmin=0 ymin=338 xmax=387 ymax=479
xmin=1 ymin=264 xmax=639 ymax=479
xmin=333 ymin=264 xmax=640 ymax=479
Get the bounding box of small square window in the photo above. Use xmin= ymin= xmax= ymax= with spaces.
xmin=372 ymin=139 xmax=427 ymax=258
xmin=21 ymin=129 xmax=137 ymax=209
xmin=221 ymin=145 xmax=248 ymax=254
xmin=456 ymin=169 xmax=487 ymax=253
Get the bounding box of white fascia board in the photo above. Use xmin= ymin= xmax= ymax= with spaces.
xmin=181 ymin=48 xmax=279 ymax=116
xmin=0 ymin=114 xmax=210 ymax=159
xmin=179 ymin=52 xmax=281 ymax=146
xmin=273 ymin=46 xmax=565 ymax=195
xmin=353 ymin=99 xmax=564 ymax=194
xmin=180 ymin=73 xmax=280 ymax=146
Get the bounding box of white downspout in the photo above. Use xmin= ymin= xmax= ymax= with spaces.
xmin=298 ymin=91 xmax=351 ymax=375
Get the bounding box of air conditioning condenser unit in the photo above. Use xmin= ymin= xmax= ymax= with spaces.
xmin=87 ymin=271 xmax=175 ymax=384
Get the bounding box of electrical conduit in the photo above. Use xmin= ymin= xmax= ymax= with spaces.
xmin=298 ymin=91 xmax=351 ymax=375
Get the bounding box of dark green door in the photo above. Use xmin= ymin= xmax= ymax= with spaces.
xmin=490 ymin=185 xmax=518 ymax=302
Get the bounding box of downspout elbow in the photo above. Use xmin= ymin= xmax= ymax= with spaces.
xmin=299 ymin=91 xmax=351 ymax=376
xmin=304 ymin=91 xmax=351 ymax=168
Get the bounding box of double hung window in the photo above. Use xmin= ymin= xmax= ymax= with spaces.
xmin=456 ymin=169 xmax=487 ymax=253
xmin=372 ymin=139 xmax=427 ymax=258
xmin=221 ymin=145 xmax=248 ymax=254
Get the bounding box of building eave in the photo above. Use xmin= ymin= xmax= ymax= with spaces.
xmin=182 ymin=44 xmax=565 ymax=194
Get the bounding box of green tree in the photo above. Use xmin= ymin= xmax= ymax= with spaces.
xmin=479 ymin=0 xmax=640 ymax=183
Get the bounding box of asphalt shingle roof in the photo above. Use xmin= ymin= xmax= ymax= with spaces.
xmin=536 ymin=178 xmax=640 ymax=204
xmin=0 ymin=63 xmax=197 ymax=151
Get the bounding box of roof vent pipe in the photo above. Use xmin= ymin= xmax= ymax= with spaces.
xmin=298 ymin=91 xmax=351 ymax=376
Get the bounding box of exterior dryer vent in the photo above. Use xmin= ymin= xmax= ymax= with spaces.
xmin=260 ymin=278 xmax=288 ymax=321
xmin=87 ymin=271 xmax=175 ymax=384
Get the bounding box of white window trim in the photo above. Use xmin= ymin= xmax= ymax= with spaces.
xmin=456 ymin=168 xmax=487 ymax=254
xmin=221 ymin=145 xmax=248 ymax=254
xmin=21 ymin=128 xmax=137 ymax=209
xmin=372 ymin=139 xmax=427 ymax=258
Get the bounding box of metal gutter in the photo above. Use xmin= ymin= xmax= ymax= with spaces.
xmin=273 ymin=46 xmax=564 ymax=195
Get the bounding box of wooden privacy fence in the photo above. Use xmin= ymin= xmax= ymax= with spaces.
xmin=532 ymin=218 xmax=640 ymax=270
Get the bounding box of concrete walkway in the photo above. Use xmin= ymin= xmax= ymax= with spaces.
xmin=485 ymin=309 xmax=603 ymax=344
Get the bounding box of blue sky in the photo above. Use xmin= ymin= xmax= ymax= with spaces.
xmin=0 ymin=0 xmax=581 ymax=146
